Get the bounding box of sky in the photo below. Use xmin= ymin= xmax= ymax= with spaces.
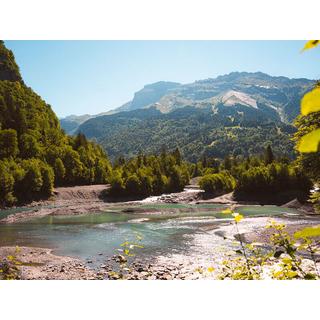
xmin=4 ymin=40 xmax=320 ymax=118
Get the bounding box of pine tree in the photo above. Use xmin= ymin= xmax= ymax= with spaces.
xmin=223 ymin=155 xmax=232 ymax=170
xmin=173 ymin=147 xmax=181 ymax=165
xmin=264 ymin=144 xmax=274 ymax=165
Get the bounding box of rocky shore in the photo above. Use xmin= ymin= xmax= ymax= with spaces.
xmin=0 ymin=247 xmax=97 ymax=280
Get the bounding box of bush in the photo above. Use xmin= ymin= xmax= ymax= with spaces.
xmin=109 ymin=150 xmax=190 ymax=198
xmin=199 ymin=171 xmax=236 ymax=194
xmin=234 ymin=163 xmax=312 ymax=203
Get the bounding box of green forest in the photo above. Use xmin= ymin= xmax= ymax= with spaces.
xmin=0 ymin=40 xmax=319 ymax=212
xmin=0 ymin=41 xmax=111 ymax=206
xmin=78 ymin=106 xmax=296 ymax=162
xmin=108 ymin=148 xmax=190 ymax=198
xmin=197 ymin=152 xmax=312 ymax=204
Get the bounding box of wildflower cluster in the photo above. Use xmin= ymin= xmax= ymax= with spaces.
xmin=218 ymin=208 xmax=320 ymax=280
xmin=0 ymin=246 xmax=21 ymax=280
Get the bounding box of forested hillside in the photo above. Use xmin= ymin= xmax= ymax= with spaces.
xmin=60 ymin=112 xmax=110 ymax=135
xmin=79 ymin=105 xmax=296 ymax=161
xmin=0 ymin=41 xmax=111 ymax=207
xmin=76 ymin=72 xmax=313 ymax=161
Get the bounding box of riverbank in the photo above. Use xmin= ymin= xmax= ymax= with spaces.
xmin=0 ymin=246 xmax=97 ymax=280
xmin=1 ymin=184 xmax=316 ymax=224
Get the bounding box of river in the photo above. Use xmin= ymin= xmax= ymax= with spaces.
xmin=0 ymin=203 xmax=301 ymax=268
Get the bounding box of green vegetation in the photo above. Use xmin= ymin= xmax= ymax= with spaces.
xmin=294 ymin=107 xmax=320 ymax=213
xmin=76 ymin=71 xmax=313 ymax=162
xmin=108 ymin=148 xmax=190 ymax=198
xmin=218 ymin=210 xmax=320 ymax=280
xmin=0 ymin=41 xmax=111 ymax=207
xmin=0 ymin=246 xmax=21 ymax=280
xmin=0 ymin=41 xmax=22 ymax=82
xmin=196 ymin=146 xmax=312 ymax=204
xmin=78 ymin=106 xmax=296 ymax=162
xmin=233 ymin=161 xmax=311 ymax=203
xmin=199 ymin=171 xmax=235 ymax=195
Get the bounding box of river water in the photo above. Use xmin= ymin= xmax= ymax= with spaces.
xmin=0 ymin=203 xmax=301 ymax=267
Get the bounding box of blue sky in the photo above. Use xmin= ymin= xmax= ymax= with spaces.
xmin=4 ymin=41 xmax=320 ymax=117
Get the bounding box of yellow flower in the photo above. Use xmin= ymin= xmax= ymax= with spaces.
xmin=221 ymin=208 xmax=233 ymax=215
xmin=207 ymin=267 xmax=215 ymax=273
xmin=232 ymin=212 xmax=243 ymax=223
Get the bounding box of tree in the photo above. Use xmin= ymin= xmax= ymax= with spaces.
xmin=109 ymin=170 xmax=125 ymax=196
xmin=19 ymin=133 xmax=41 ymax=159
xmin=62 ymin=148 xmax=83 ymax=185
xmin=53 ymin=158 xmax=66 ymax=185
xmin=201 ymin=155 xmax=208 ymax=168
xmin=0 ymin=129 xmax=18 ymax=159
xmin=199 ymin=172 xmax=235 ymax=194
xmin=0 ymin=161 xmax=16 ymax=206
xmin=19 ymin=159 xmax=43 ymax=200
xmin=264 ymin=144 xmax=274 ymax=165
xmin=293 ymin=41 xmax=320 ymax=212
xmin=0 ymin=41 xmax=113 ymax=207
xmin=40 ymin=163 xmax=54 ymax=196
xmin=94 ymin=159 xmax=109 ymax=184
xmin=74 ymin=132 xmax=88 ymax=149
xmin=173 ymin=147 xmax=182 ymax=165
xmin=125 ymin=174 xmax=141 ymax=196
xmin=109 ymin=151 xmax=191 ymax=197
xmin=223 ymin=155 xmax=232 ymax=170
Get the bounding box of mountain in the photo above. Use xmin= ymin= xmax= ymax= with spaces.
xmin=60 ymin=112 xmax=109 ymax=135
xmin=115 ymin=81 xmax=181 ymax=112
xmin=61 ymin=81 xmax=180 ymax=134
xmin=76 ymin=72 xmax=314 ymax=161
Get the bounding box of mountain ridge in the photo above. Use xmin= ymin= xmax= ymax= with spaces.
xmin=61 ymin=71 xmax=314 ymax=135
xmin=70 ymin=71 xmax=313 ymax=161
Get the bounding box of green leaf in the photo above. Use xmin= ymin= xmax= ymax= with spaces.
xmin=297 ymin=129 xmax=320 ymax=153
xmin=301 ymin=40 xmax=320 ymax=52
xmin=304 ymin=273 xmax=317 ymax=280
xmin=301 ymin=88 xmax=320 ymax=115
xmin=294 ymin=225 xmax=320 ymax=239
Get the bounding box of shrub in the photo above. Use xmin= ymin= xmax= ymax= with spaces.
xmin=199 ymin=171 xmax=236 ymax=194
